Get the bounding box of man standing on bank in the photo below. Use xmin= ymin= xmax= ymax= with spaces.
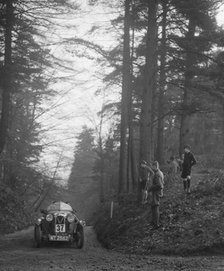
xmin=139 ymin=160 xmax=153 ymax=204
xmin=148 ymin=161 xmax=164 ymax=229
xmin=181 ymin=145 xmax=196 ymax=194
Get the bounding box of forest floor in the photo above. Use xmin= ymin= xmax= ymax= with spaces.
xmin=1 ymin=225 xmax=224 ymax=270
xmin=95 ymin=168 xmax=224 ymax=256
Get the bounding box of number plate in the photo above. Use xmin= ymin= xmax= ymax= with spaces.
xmin=49 ymin=235 xmax=69 ymax=241
xmin=55 ymin=224 xmax=65 ymax=233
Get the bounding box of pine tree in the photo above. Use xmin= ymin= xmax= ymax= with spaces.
xmin=156 ymin=0 xmax=168 ymax=164
xmin=119 ymin=0 xmax=132 ymax=195
xmin=139 ymin=0 xmax=158 ymax=163
xmin=69 ymin=126 xmax=96 ymax=184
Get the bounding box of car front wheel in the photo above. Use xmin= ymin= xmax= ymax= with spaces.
xmin=76 ymin=228 xmax=84 ymax=249
xmin=34 ymin=225 xmax=42 ymax=248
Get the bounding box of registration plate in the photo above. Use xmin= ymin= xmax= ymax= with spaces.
xmin=55 ymin=224 xmax=65 ymax=233
xmin=49 ymin=235 xmax=69 ymax=241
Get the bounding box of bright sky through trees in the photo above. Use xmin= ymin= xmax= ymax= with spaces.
xmin=217 ymin=4 xmax=224 ymax=26
xmin=38 ymin=0 xmax=120 ymax=182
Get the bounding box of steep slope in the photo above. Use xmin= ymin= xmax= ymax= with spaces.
xmin=95 ymin=170 xmax=224 ymax=255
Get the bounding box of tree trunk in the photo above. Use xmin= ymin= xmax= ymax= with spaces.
xmin=127 ymin=122 xmax=138 ymax=192
xmin=139 ymin=0 xmax=158 ymax=163
xmin=179 ymin=18 xmax=196 ymax=156
xmin=99 ymin=136 xmax=104 ymax=203
xmin=0 ymin=0 xmax=13 ymax=154
xmin=138 ymin=0 xmax=158 ymax=203
xmin=222 ymin=104 xmax=224 ymax=151
xmin=118 ymin=0 xmax=131 ymax=195
xmin=156 ymin=0 xmax=167 ymax=165
xmin=126 ymin=0 xmax=137 ymax=193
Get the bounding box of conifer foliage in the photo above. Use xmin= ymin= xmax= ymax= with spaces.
xmin=0 ymin=0 xmax=75 ymax=232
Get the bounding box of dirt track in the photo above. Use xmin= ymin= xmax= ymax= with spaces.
xmin=1 ymin=226 xmax=224 ymax=270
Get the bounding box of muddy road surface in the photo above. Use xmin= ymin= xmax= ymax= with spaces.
xmin=0 ymin=226 xmax=224 ymax=271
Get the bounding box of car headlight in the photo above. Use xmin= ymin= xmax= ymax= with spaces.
xmin=67 ymin=214 xmax=75 ymax=223
xmin=46 ymin=213 xmax=53 ymax=222
xmin=36 ymin=218 xmax=42 ymax=225
xmin=80 ymin=220 xmax=86 ymax=227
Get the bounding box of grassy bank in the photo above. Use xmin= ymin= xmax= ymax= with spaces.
xmin=95 ymin=170 xmax=224 ymax=255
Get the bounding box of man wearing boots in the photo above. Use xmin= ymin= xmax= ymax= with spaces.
xmin=181 ymin=145 xmax=196 ymax=194
xmin=148 ymin=161 xmax=164 ymax=229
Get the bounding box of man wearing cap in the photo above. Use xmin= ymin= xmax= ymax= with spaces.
xmin=181 ymin=145 xmax=196 ymax=194
xmin=148 ymin=161 xmax=164 ymax=229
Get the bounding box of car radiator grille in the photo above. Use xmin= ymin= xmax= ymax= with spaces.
xmin=56 ymin=215 xmax=65 ymax=224
xmin=42 ymin=216 xmax=70 ymax=235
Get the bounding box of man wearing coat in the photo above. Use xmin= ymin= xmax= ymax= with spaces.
xmin=148 ymin=161 xmax=164 ymax=229
xmin=181 ymin=145 xmax=196 ymax=194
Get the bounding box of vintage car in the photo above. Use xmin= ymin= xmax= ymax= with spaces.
xmin=34 ymin=201 xmax=85 ymax=248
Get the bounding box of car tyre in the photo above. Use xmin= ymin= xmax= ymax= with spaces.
xmin=34 ymin=225 xmax=42 ymax=248
xmin=76 ymin=228 xmax=84 ymax=249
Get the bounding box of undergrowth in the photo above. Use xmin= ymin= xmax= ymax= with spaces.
xmin=0 ymin=185 xmax=33 ymax=234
